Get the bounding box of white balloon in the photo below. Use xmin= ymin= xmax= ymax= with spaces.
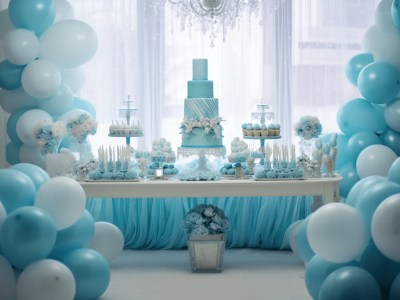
xmin=17 ymin=259 xmax=75 ymax=300
xmin=0 ymin=9 xmax=16 ymax=39
xmin=39 ymin=20 xmax=98 ymax=68
xmin=385 ymin=98 xmax=400 ymax=132
xmin=362 ymin=25 xmax=385 ymax=53
xmin=38 ymin=84 xmax=73 ymax=116
xmin=3 ymin=29 xmax=39 ymax=65
xmin=90 ymin=222 xmax=124 ymax=262
xmin=35 ymin=177 xmax=86 ymax=230
xmin=375 ymin=0 xmax=398 ymax=33
xmin=61 ymin=67 xmax=86 ymax=93
xmin=19 ymin=144 xmax=46 ymax=169
xmin=356 ymin=145 xmax=398 ymax=178
xmin=0 ymin=87 xmax=37 ymax=114
xmin=22 ymin=60 xmax=61 ymax=99
xmin=16 ymin=109 xmax=53 ymax=146
xmin=54 ymin=0 xmax=75 ymax=22
xmin=0 ymin=255 xmax=17 ymax=300
xmin=288 ymin=220 xmax=303 ymax=256
xmin=372 ymin=193 xmax=400 ymax=262
xmin=57 ymin=108 xmax=91 ymax=123
xmin=307 ymin=203 xmax=368 ymax=263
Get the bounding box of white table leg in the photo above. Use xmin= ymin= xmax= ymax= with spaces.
xmin=312 ymin=195 xmax=324 ymax=212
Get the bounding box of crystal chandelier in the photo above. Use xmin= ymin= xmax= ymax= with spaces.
xmin=152 ymin=0 xmax=285 ymax=47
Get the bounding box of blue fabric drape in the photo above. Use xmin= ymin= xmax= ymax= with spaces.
xmin=86 ymin=196 xmax=312 ymax=249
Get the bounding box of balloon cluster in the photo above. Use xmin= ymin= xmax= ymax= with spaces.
xmin=0 ymin=0 xmax=98 ymax=168
xmin=0 ymin=163 xmax=124 ymax=300
xmin=287 ymin=1 xmax=400 ymax=299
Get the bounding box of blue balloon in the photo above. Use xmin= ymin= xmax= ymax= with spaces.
xmin=338 ymin=162 xmax=360 ymax=198
xmin=0 ymin=60 xmax=24 ymax=90
xmin=6 ymin=142 xmax=21 ymax=165
xmin=346 ymin=175 xmax=387 ymax=207
xmin=392 ymin=0 xmax=400 ymax=31
xmin=319 ymin=266 xmax=382 ymax=300
xmin=372 ymin=104 xmax=388 ymax=134
xmin=306 ymin=256 xmax=359 ymax=300
xmin=60 ymin=248 xmax=110 ymax=300
xmin=347 ymin=131 xmax=382 ymax=161
xmin=356 ymin=181 xmax=400 ymax=234
xmin=0 ymin=206 xmax=57 ymax=269
xmin=381 ymin=129 xmax=400 ymax=156
xmin=10 ymin=163 xmax=49 ymax=190
xmin=297 ymin=216 xmax=315 ymax=264
xmin=359 ymin=241 xmax=400 ymax=299
xmin=390 ymin=272 xmax=400 ymax=300
xmin=72 ymin=97 xmax=97 ymax=119
xmin=8 ymin=0 xmax=55 ymax=35
xmin=0 ymin=169 xmax=36 ymax=213
xmin=358 ymin=62 xmax=400 ymax=104
xmin=6 ymin=107 xmax=31 ymax=146
xmin=58 ymin=136 xmax=74 ymax=152
xmin=345 ymin=53 xmax=374 ymax=86
xmin=49 ymin=210 xmax=95 ymax=259
xmin=388 ymin=157 xmax=400 ymax=185
xmin=337 ymin=99 xmax=379 ymax=136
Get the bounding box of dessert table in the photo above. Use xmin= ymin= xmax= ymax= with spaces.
xmin=79 ymin=176 xmax=342 ymax=204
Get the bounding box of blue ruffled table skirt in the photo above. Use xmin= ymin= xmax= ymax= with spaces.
xmin=86 ymin=196 xmax=312 ymax=250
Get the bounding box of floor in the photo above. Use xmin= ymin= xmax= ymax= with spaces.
xmin=101 ymin=249 xmax=310 ymax=300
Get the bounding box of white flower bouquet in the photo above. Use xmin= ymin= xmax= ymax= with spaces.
xmin=294 ymin=116 xmax=322 ymax=140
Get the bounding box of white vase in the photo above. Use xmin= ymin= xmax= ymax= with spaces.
xmin=188 ymin=234 xmax=225 ymax=273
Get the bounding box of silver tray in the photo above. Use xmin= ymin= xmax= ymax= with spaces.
xmin=253 ymin=177 xmax=305 ymax=181
xmin=84 ymin=179 xmax=140 ymax=182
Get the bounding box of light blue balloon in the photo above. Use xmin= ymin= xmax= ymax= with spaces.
xmin=388 ymin=157 xmax=400 ymax=185
xmin=319 ymin=266 xmax=382 ymax=300
xmin=390 ymin=272 xmax=400 ymax=300
xmin=337 ymin=99 xmax=379 ymax=136
xmin=347 ymin=131 xmax=382 ymax=161
xmin=0 ymin=169 xmax=36 ymax=213
xmin=391 ymin=0 xmax=400 ymax=31
xmin=6 ymin=107 xmax=31 ymax=146
xmin=338 ymin=162 xmax=360 ymax=198
xmin=358 ymin=61 xmax=400 ymax=104
xmin=49 ymin=210 xmax=95 ymax=259
xmin=346 ymin=175 xmax=387 ymax=207
xmin=0 ymin=60 xmax=23 ymax=90
xmin=10 ymin=163 xmax=49 ymax=190
xmin=359 ymin=241 xmax=400 ymax=298
xmin=5 ymin=142 xmax=20 ymax=165
xmin=372 ymin=104 xmax=388 ymax=134
xmin=60 ymin=248 xmax=110 ymax=300
xmin=356 ymin=181 xmax=400 ymax=234
xmin=72 ymin=97 xmax=96 ymax=119
xmin=381 ymin=129 xmax=400 ymax=156
xmin=306 ymin=256 xmax=359 ymax=300
xmin=8 ymin=0 xmax=55 ymax=35
xmin=0 ymin=206 xmax=57 ymax=269
xmin=38 ymin=84 xmax=73 ymax=116
xmin=345 ymin=53 xmax=374 ymax=86
xmin=58 ymin=136 xmax=75 ymax=151
xmin=297 ymin=216 xmax=315 ymax=264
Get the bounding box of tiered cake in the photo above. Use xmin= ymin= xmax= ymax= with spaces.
xmin=180 ymin=59 xmax=224 ymax=148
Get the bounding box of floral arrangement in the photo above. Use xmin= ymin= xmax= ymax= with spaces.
xmin=294 ymin=116 xmax=322 ymax=140
xmin=34 ymin=120 xmax=66 ymax=156
xmin=180 ymin=117 xmax=223 ymax=138
xmin=66 ymin=113 xmax=97 ymax=144
xmin=182 ymin=204 xmax=230 ymax=235
xmin=75 ymin=158 xmax=98 ymax=180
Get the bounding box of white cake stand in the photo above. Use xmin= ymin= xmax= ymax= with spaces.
xmin=177 ymin=147 xmax=226 ymax=171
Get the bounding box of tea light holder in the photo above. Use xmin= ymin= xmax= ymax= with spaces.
xmin=155 ymin=168 xmax=164 ymax=179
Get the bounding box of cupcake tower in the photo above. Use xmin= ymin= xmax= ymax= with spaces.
xmin=242 ymin=123 xmax=281 ymax=137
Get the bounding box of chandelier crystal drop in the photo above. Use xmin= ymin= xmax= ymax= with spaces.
xmin=151 ymin=0 xmax=286 ymax=47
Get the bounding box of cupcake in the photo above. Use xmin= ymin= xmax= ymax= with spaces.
xmin=274 ymin=124 xmax=281 ymax=136
xmin=253 ymin=123 xmax=261 ymax=136
xmin=241 ymin=123 xmax=247 ymax=136
xmin=267 ymin=124 xmax=275 ymax=136
xmin=261 ymin=124 xmax=268 ymax=136
xmin=246 ymin=123 xmax=254 ymax=136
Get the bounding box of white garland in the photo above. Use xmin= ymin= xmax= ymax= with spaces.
xmin=181 ymin=117 xmax=223 ymax=138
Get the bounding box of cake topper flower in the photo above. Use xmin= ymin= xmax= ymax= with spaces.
xmin=180 ymin=117 xmax=223 ymax=138
xmin=294 ymin=116 xmax=322 ymax=140
xmin=182 ymin=204 xmax=230 ymax=235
